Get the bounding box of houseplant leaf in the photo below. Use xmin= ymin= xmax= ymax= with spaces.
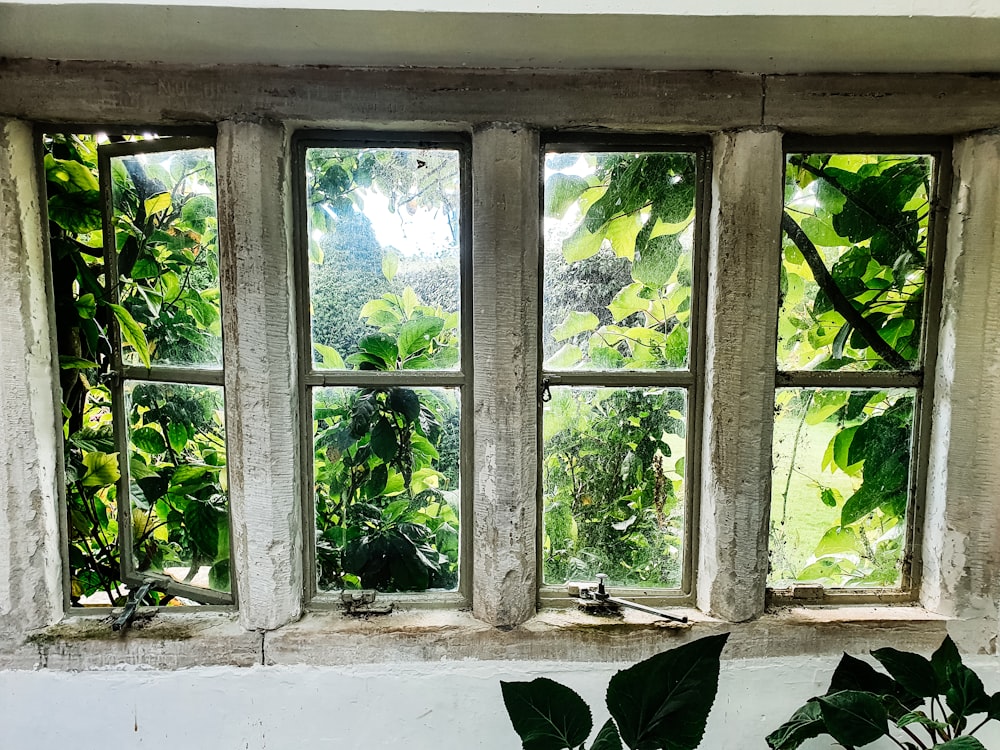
xmin=501 ymin=677 xmax=592 ymax=750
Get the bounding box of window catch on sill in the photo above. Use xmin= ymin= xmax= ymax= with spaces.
xmin=341 ymin=589 xmax=393 ymax=617
xmin=111 ymin=579 xmax=159 ymax=632
xmin=568 ymin=574 xmax=689 ymax=624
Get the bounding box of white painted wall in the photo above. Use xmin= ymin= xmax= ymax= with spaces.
xmin=2 ymin=657 xmax=998 ymax=749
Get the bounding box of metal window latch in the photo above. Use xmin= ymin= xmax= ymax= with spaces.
xmin=112 ymin=579 xmax=160 ymax=631
xmin=340 ymin=589 xmax=393 ymax=616
xmin=568 ymin=573 xmax=688 ymax=624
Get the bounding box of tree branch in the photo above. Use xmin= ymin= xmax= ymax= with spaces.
xmin=782 ymin=212 xmax=909 ymax=370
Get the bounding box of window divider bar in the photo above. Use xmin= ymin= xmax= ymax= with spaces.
xmin=304 ymin=371 xmax=466 ymax=388
xmin=120 ymin=366 xmax=225 ymax=387
xmin=541 ymin=371 xmax=695 ymax=388
xmin=776 ymin=371 xmax=922 ymax=389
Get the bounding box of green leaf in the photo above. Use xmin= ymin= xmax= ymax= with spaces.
xmin=81 ymin=451 xmax=120 ymax=487
xmin=381 ymin=250 xmax=399 ymax=282
xmin=589 ymin=719 xmax=622 ymax=750
xmin=632 ymin=235 xmax=681 ymax=288
xmin=357 ymin=333 xmax=398 ymax=369
xmin=945 ymin=663 xmax=990 ymax=718
xmin=932 ymin=635 xmax=963 ymax=692
xmin=371 ymin=418 xmax=398 ymax=463
xmin=817 ymin=691 xmax=889 ymax=748
xmin=607 ymin=282 xmax=650 ymax=322
xmin=562 ymin=222 xmax=604 ymax=263
xmin=59 ymin=355 xmax=98 ymax=370
xmin=545 ymin=343 xmax=583 ymax=370
xmin=607 ymin=633 xmax=728 ymax=750
xmin=896 ymin=711 xmax=949 ymax=734
xmin=167 ymin=422 xmax=189 ymax=454
xmin=45 ymin=153 xmax=99 ymax=193
xmin=552 ymin=311 xmax=600 ymax=342
xmin=144 ymin=192 xmax=171 ymax=217
xmin=800 ymin=216 xmax=844 ymax=247
xmin=820 ymin=488 xmax=838 ymax=508
xmin=501 ymin=677 xmax=593 ymax=750
xmin=131 ymin=426 xmax=166 ymax=455
xmin=989 ymin=691 xmax=1000 ymax=720
xmin=314 ymin=342 xmax=345 ymax=369
xmin=75 ymin=292 xmax=98 ymax=320
xmin=871 ymin=648 xmax=938 ymax=698
xmin=545 ymin=173 xmax=590 ymax=219
xmin=933 ymin=738 xmax=987 ymax=750
xmin=590 ymin=345 xmax=625 ymax=370
xmin=805 ymin=390 xmax=849 ymax=425
xmin=208 ymin=559 xmax=231 ymax=592
xmin=388 ymin=388 xmax=421 ymax=424
xmin=180 ymin=195 xmax=215 ymax=233
xmin=398 ymin=317 xmax=445 ymax=358
xmin=765 ymin=700 xmax=824 ymax=750
xmin=109 ymin=303 xmax=151 ymax=368
xmin=185 ymin=501 xmax=221 ymax=559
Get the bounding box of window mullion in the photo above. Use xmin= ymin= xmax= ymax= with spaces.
xmin=217 ymin=120 xmax=303 ymax=630
xmin=0 ymin=118 xmax=64 ymax=632
xmin=470 ymin=124 xmax=540 ymax=627
xmin=698 ymin=130 xmax=784 ymax=621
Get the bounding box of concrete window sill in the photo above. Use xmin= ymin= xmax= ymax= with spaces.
xmin=0 ymin=605 xmax=950 ymax=671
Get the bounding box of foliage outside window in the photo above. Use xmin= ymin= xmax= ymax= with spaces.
xmin=770 ymin=149 xmax=939 ymax=590
xmin=299 ymin=136 xmax=466 ymax=594
xmin=46 ymin=132 xmax=232 ymax=606
xmin=540 ymin=145 xmax=704 ymax=591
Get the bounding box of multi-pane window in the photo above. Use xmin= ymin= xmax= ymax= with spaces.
xmin=296 ymin=134 xmax=469 ymax=596
xmin=769 ymin=145 xmax=943 ymax=593
xmin=46 ymin=132 xmax=232 ymax=606
xmin=540 ymin=142 xmax=706 ymax=594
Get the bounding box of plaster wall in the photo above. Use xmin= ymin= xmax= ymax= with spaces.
xmin=1 ymin=657 xmax=998 ymax=749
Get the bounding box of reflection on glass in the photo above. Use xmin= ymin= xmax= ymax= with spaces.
xmin=769 ymin=388 xmax=914 ymax=588
xmin=542 ymin=387 xmax=686 ymax=588
xmin=125 ymin=381 xmax=230 ymax=593
xmin=779 ymin=153 xmax=933 ymax=372
xmin=313 ymin=386 xmax=460 ymax=593
xmin=305 ymin=147 xmax=461 ymax=371
xmin=110 ymin=147 xmax=222 ymax=368
xmin=543 ymin=151 xmax=697 ymax=371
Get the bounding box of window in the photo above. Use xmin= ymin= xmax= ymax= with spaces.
xmin=768 ymin=142 xmax=945 ymax=598
xmin=539 ymin=140 xmax=707 ymax=598
xmin=46 ymin=131 xmax=232 ymax=606
xmin=294 ymin=133 xmax=470 ymax=598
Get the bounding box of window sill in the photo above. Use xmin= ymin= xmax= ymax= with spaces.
xmin=1 ymin=604 xmax=950 ymax=671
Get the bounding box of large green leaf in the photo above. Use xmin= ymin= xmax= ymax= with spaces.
xmin=398 ymin=317 xmax=445 ymax=358
xmin=501 ymin=677 xmax=593 ymax=750
xmin=185 ymin=501 xmax=222 ymax=559
xmin=590 ymin=719 xmax=622 ymax=750
xmin=632 ymin=235 xmax=681 ymax=288
xmin=81 ymin=451 xmax=121 ymax=487
xmin=871 ymin=648 xmax=938 ymax=698
xmin=817 ymin=691 xmax=889 ymax=748
xmin=931 ymin=636 xmax=963 ymax=693
xmin=945 ymin=663 xmax=990 ymax=719
xmin=545 ymin=173 xmax=591 ymax=219
xmin=765 ymin=699 xmax=824 ymax=750
xmin=933 ymin=738 xmax=987 ymax=750
xmin=131 ymin=426 xmax=166 ymax=455
xmin=371 ymin=417 xmax=398 ymax=463
xmin=606 ymin=633 xmax=728 ymax=750
xmin=109 ymin=303 xmax=151 ymax=368
xmin=357 ymin=332 xmax=398 ymax=369
xmin=552 ymin=311 xmax=600 ymax=342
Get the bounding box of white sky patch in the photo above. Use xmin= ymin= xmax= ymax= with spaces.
xmin=358 ymin=185 xmax=456 ymax=258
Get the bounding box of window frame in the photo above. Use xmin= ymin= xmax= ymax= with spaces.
xmin=291 ymin=130 xmax=474 ymax=607
xmin=766 ymin=135 xmax=952 ymax=606
xmin=536 ymin=134 xmax=712 ymax=607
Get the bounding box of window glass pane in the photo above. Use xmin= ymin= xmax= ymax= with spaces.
xmin=542 ymin=387 xmax=686 ymax=588
xmin=125 ymin=381 xmax=231 ymax=595
xmin=769 ymin=388 xmax=914 ymax=588
xmin=543 ymin=151 xmax=697 ymax=371
xmin=110 ymin=147 xmax=222 ymax=368
xmin=306 ymin=147 xmax=461 ymax=372
xmin=779 ymin=153 xmax=933 ymax=372
xmin=313 ymin=387 xmax=460 ymax=593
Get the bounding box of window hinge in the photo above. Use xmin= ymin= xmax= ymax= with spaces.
xmin=568 ymin=574 xmax=688 ymax=624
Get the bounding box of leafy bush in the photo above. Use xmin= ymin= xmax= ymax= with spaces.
xmin=767 ymin=636 xmax=1000 ymax=749
xmin=502 ymin=633 xmax=728 ymax=750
